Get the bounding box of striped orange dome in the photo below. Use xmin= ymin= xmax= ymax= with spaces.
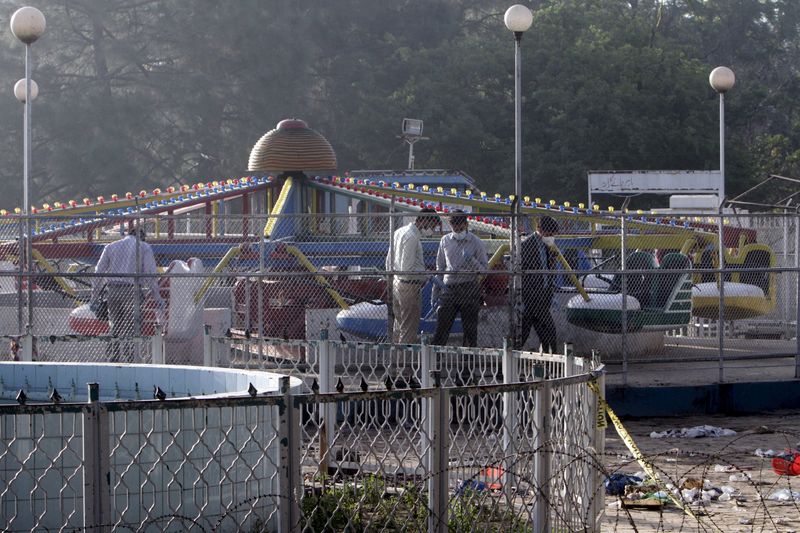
xmin=248 ymin=119 xmax=337 ymax=173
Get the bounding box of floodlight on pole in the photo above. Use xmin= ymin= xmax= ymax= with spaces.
xmin=400 ymin=118 xmax=428 ymax=170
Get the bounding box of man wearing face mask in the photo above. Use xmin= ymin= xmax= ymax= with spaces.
xmin=432 ymin=210 xmax=489 ymax=347
xmin=514 ymin=215 xmax=559 ymax=352
xmin=386 ymin=208 xmax=439 ymax=343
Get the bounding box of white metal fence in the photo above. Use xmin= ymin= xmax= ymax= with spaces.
xmin=0 ymin=357 xmax=605 ymax=532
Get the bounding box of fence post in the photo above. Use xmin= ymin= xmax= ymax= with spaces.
xmin=20 ymin=328 xmax=33 ymax=362
xmin=717 ymin=209 xmax=726 ymax=383
xmin=590 ymin=373 xmax=607 ymax=532
xmin=502 ymin=338 xmax=517 ymax=504
xmin=796 ymin=210 xmax=800 ymax=379
xmin=83 ymin=383 xmax=110 ymax=532
xmin=620 ymin=215 xmax=628 ymax=386
xmin=428 ymin=370 xmax=449 ymax=533
xmin=421 ymin=336 xmax=433 ymax=477
xmin=151 ymin=323 xmax=164 ymax=365
xmin=203 ymin=324 xmax=213 ymax=366
xmin=533 ymin=381 xmax=551 ymax=532
xmin=317 ymin=330 xmax=334 ymax=474
xmin=277 ymin=376 xmax=301 ymax=532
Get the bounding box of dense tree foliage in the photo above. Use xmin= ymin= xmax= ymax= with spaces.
xmin=0 ymin=0 xmax=799 ymax=209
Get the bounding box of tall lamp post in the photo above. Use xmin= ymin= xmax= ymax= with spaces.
xmin=11 ymin=6 xmax=46 ymax=336
xmin=709 ymin=66 xmax=735 ymax=205
xmin=709 ymin=66 xmax=734 ymax=382
xmin=504 ymin=4 xmax=533 ymax=347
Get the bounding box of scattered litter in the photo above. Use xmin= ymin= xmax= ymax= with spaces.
xmin=767 ymin=489 xmax=800 ymax=502
xmin=728 ymin=472 xmax=751 ymax=482
xmin=720 ymin=485 xmax=736 ymax=494
xmin=604 ymin=473 xmax=641 ymax=496
xmin=755 ymin=448 xmax=776 ymax=458
xmin=650 ymin=425 xmax=736 ymax=439
xmin=718 ymin=492 xmax=731 ymax=502
xmin=680 ymin=477 xmax=703 ymax=490
xmin=748 ymin=425 xmax=773 ymax=434
xmin=713 ymin=464 xmax=737 ymax=472
xmin=739 ymin=517 xmax=753 ymax=525
xmin=771 ymin=450 xmax=800 ymax=476
xmin=621 ymin=498 xmax=664 ymax=510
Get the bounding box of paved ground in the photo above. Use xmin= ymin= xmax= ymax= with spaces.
xmin=604 ymin=337 xmax=800 ymax=387
xmin=602 ymin=410 xmax=800 ymax=532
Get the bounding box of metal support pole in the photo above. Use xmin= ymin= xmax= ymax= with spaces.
xmin=502 ymin=338 xmax=518 ymax=504
xmin=17 ymin=220 xmax=23 ymax=335
xmin=427 ymin=370 xmax=448 ymax=533
xmin=718 ymin=210 xmax=725 ymax=382
xmin=421 ymin=336 xmax=433 ymax=475
xmin=20 ymin=331 xmax=33 ymax=362
xmin=533 ymin=381 xmax=551 ymax=532
xmin=387 ymin=197 xmax=396 ymax=342
xmin=795 ymin=210 xmax=800 ymax=379
xmin=83 ymin=383 xmax=110 ymax=532
xmin=719 ymin=93 xmax=726 ymax=204
xmin=24 ymin=45 xmax=34 ymax=335
xmin=318 ymin=330 xmax=334 ymax=474
xmin=203 ymin=324 xmax=213 ymax=366
xmin=510 ymin=30 xmax=525 ymax=351
xmin=277 ymin=376 xmax=301 ymax=532
xmin=620 ymin=216 xmax=628 ymax=386
xmin=590 ymin=373 xmax=606 ymax=532
xmin=151 ymin=323 xmax=164 ymax=365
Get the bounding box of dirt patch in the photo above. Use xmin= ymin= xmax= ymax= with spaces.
xmin=602 ymin=410 xmax=800 ymax=532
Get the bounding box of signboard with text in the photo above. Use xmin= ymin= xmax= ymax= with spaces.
xmin=588 ymin=170 xmax=721 ymax=204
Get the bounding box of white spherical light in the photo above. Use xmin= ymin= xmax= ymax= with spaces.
xmin=14 ymin=78 xmax=38 ymax=103
xmin=10 ymin=6 xmax=46 ymax=45
xmin=504 ymin=4 xmax=533 ymax=33
xmin=709 ymin=66 xmax=735 ymax=93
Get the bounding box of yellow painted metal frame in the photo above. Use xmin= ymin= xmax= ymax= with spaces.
xmin=31 ymin=249 xmax=77 ymax=299
xmin=263 ymin=177 xmax=294 ymax=238
xmin=194 ymin=247 xmax=241 ymax=304
xmin=284 ymin=245 xmax=350 ymax=310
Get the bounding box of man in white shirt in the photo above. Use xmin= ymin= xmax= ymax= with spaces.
xmin=92 ymin=226 xmax=164 ymax=361
xmin=432 ymin=210 xmax=489 ymax=347
xmin=386 ymin=208 xmax=438 ymax=343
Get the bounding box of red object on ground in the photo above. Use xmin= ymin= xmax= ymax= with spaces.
xmin=772 ymin=452 xmax=800 ymax=476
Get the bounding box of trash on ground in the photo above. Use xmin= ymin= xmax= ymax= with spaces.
xmin=650 ymin=425 xmax=736 ymax=439
xmin=771 ymin=450 xmax=800 ymax=476
xmin=604 ymin=473 xmax=642 ymax=496
xmin=767 ymin=489 xmax=800 ymax=502
xmin=728 ymin=472 xmax=751 ymax=482
xmin=621 ymin=498 xmax=664 ymax=510
xmin=755 ymin=448 xmax=776 ymax=457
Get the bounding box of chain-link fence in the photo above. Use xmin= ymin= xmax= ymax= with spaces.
xmin=0 ymin=361 xmax=605 ymax=532
xmin=1 ymin=210 xmax=798 ymax=384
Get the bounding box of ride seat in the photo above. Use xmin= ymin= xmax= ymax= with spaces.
xmin=650 ymin=253 xmax=692 ymax=309
xmin=610 ymin=251 xmax=656 ymax=308
xmin=739 ymin=248 xmax=770 ymax=294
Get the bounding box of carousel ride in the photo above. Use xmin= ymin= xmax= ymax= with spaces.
xmin=0 ymin=118 xmax=779 ymax=355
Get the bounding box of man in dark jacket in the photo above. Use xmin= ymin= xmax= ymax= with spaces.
xmin=514 ymin=216 xmax=559 ymax=352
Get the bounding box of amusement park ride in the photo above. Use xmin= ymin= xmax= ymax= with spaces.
xmin=0 ymin=119 xmax=778 ymax=356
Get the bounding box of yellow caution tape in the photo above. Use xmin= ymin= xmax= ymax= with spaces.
xmin=587 ymin=379 xmax=712 ymax=527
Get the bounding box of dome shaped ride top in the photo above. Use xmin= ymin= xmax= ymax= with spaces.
xmin=248 ymin=118 xmax=337 ymax=173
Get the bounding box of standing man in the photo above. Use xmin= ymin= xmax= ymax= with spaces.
xmin=514 ymin=216 xmax=559 ymax=352
xmin=92 ymin=225 xmax=164 ymax=361
xmin=386 ymin=208 xmax=438 ymax=343
xmin=432 ymin=210 xmax=488 ymax=347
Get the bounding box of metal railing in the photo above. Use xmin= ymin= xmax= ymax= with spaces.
xmin=0 ymin=362 xmax=606 ymax=532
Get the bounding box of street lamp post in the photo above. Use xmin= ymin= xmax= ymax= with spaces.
xmin=504 ymin=4 xmax=533 ymax=348
xmin=11 ymin=6 xmax=46 ymax=336
xmin=709 ymin=66 xmax=735 ymax=205
xmin=709 ymin=66 xmax=734 ymax=382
